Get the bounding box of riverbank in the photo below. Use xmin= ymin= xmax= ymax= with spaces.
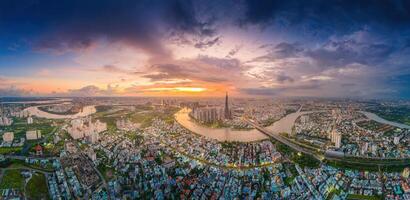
xmin=24 ymin=105 xmax=96 ymax=119
xmin=175 ymin=108 xmax=268 ymax=142
xmin=359 ymin=111 xmax=410 ymax=129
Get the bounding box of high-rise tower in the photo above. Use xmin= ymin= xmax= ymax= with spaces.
xmin=224 ymin=92 xmax=231 ymax=119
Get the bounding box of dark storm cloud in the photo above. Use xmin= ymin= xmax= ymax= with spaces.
xmin=251 ymin=31 xmax=396 ymax=72
xmin=306 ymin=38 xmax=395 ymax=68
xmin=241 ymin=0 xmax=410 ymax=31
xmin=0 ymin=0 xmax=216 ymax=57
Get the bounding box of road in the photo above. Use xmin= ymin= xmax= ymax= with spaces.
xmin=70 ymin=138 xmax=111 ymax=200
xmin=4 ymin=155 xmax=58 ymax=160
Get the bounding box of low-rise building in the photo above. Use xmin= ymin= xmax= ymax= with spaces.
xmin=26 ymin=130 xmax=41 ymax=140
xmin=2 ymin=132 xmax=14 ymax=143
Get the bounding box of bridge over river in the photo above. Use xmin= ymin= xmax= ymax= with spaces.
xmin=176 ymin=107 xmax=410 ymax=167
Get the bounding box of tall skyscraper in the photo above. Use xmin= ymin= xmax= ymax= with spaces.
xmin=224 ymin=92 xmax=231 ymax=119
xmin=330 ymin=129 xmax=342 ymax=148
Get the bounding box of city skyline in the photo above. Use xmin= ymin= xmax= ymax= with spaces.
xmin=1 ymin=0 xmax=410 ymax=99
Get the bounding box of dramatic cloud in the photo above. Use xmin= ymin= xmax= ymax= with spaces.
xmin=194 ymin=37 xmax=220 ymax=49
xmin=0 ymin=86 xmax=35 ymax=97
xmin=1 ymin=0 xmax=410 ymax=98
xmin=240 ymin=0 xmax=410 ymax=32
xmin=0 ymin=0 xmax=217 ymax=58
xmin=252 ymin=42 xmax=303 ymax=62
xmin=67 ymin=85 xmax=119 ymax=96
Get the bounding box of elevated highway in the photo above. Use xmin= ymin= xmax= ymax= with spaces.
xmin=245 ymin=119 xmax=410 ymax=167
xmin=245 ymin=118 xmax=324 ymax=161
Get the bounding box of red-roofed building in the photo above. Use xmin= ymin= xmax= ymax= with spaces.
xmin=35 ymin=144 xmax=43 ymax=156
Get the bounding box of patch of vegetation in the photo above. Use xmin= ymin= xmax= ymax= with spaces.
xmin=97 ymin=116 xmax=117 ymax=130
xmin=261 ymin=118 xmax=278 ymax=127
xmin=0 ymin=169 xmax=24 ymax=190
xmin=2 ymin=117 xmax=54 ymax=139
xmin=38 ymin=105 xmax=77 ymax=115
xmin=98 ymin=164 xmax=115 ymax=181
xmin=293 ymin=152 xmax=320 ymax=168
xmin=284 ymin=177 xmax=294 ymax=186
xmin=124 ymin=132 xmax=144 ymax=144
xmin=356 ymin=120 xmax=390 ymax=132
xmin=128 ymin=107 xmax=179 ymax=128
xmin=325 ymin=159 xmax=408 ymax=172
xmin=221 ymin=141 xmax=240 ymax=149
xmin=326 ymin=186 xmax=342 ymax=200
xmin=0 ymin=147 xmax=23 ymax=154
xmin=275 ymin=142 xmax=320 ymax=168
xmin=95 ymin=105 xmax=113 ymax=113
xmin=1 ymin=159 xmax=54 ymax=172
xmin=26 ymin=172 xmax=49 ymax=199
xmin=366 ymin=105 xmax=410 ymax=126
xmin=346 ymin=194 xmax=381 ymax=200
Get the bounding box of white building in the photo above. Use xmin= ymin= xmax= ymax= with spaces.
xmin=87 ymin=149 xmax=97 ymax=162
xmin=191 ymin=107 xmax=225 ymax=123
xmin=26 ymin=130 xmax=41 ymax=140
xmin=2 ymin=132 xmax=14 ymax=143
xmin=11 ymin=110 xmax=29 ymax=118
xmin=27 ymin=117 xmax=33 ymax=124
xmin=361 ymin=142 xmax=369 ymax=155
xmin=0 ymin=117 xmax=12 ymax=126
xmin=87 ymin=132 xmax=99 ymax=144
xmin=67 ymin=117 xmax=107 ymax=140
xmin=393 ymin=136 xmax=400 ymax=145
xmin=300 ymin=115 xmax=309 ymax=125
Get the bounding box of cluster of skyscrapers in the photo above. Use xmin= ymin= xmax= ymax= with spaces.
xmin=190 ymin=92 xmax=232 ymax=123
xmin=66 ymin=117 xmax=107 ymax=143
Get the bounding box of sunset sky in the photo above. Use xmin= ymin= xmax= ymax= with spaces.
xmin=1 ymin=0 xmax=410 ymax=98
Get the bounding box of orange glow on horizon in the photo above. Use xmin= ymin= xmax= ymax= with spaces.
xmin=144 ymin=87 xmax=207 ymax=92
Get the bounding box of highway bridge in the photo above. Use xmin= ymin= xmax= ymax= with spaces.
xmin=245 ymin=119 xmax=410 ymax=167
xmin=245 ymin=118 xmax=324 ymax=161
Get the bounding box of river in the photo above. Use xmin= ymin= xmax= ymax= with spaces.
xmin=359 ymin=111 xmax=410 ymax=129
xmin=24 ymin=105 xmax=97 ymax=119
xmin=175 ymin=108 xmax=313 ymax=142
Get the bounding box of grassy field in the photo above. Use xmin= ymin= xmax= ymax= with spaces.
xmin=94 ymin=105 xmax=178 ymax=130
xmin=26 ymin=172 xmax=49 ymax=199
xmin=1 ymin=159 xmax=54 ymax=172
xmin=0 ymin=147 xmax=23 ymax=154
xmin=0 ymin=169 xmax=24 ymax=190
xmin=128 ymin=107 xmax=179 ymax=128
